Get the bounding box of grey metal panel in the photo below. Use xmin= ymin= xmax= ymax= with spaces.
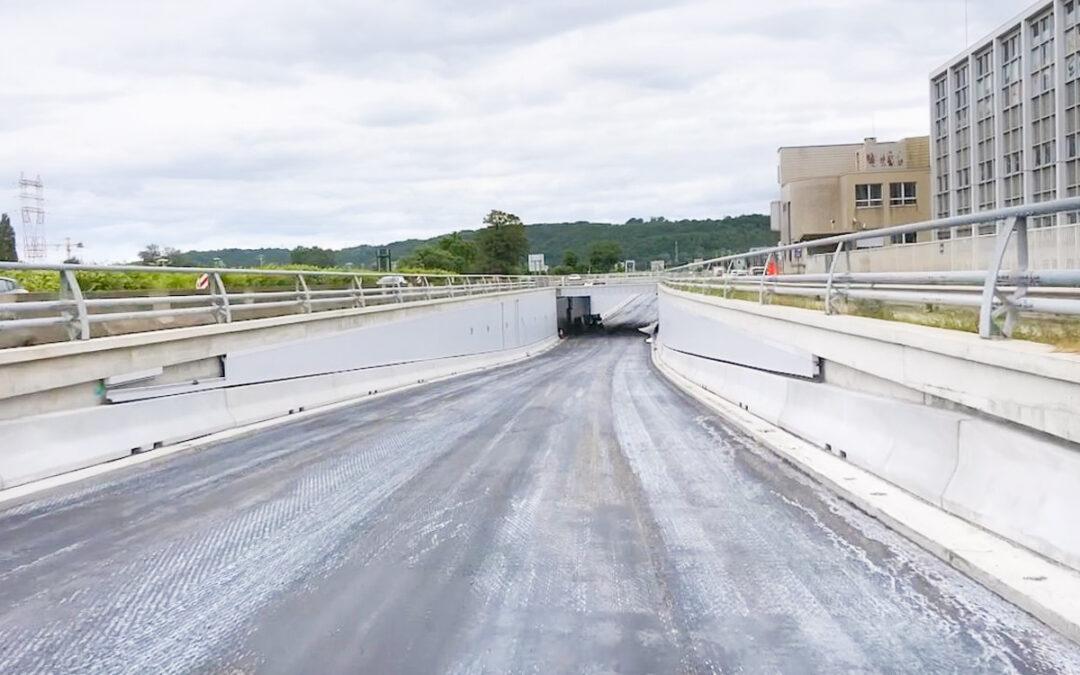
xmin=660 ymin=292 xmax=818 ymax=379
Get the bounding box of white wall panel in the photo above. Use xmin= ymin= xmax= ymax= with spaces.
xmin=660 ymin=291 xmax=818 ymax=379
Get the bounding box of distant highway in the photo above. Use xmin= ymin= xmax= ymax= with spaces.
xmin=0 ymin=298 xmax=1078 ymax=673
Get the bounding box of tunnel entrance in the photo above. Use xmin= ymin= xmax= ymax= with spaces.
xmin=556 ymin=292 xmax=658 ymax=336
xmin=557 ymin=296 xmax=602 ymax=334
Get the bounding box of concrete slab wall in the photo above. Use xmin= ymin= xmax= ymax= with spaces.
xmin=660 ymin=285 xmax=1080 ymax=446
xmin=656 ymin=285 xmax=1080 ymax=571
xmin=0 ymin=290 xmax=558 ymax=490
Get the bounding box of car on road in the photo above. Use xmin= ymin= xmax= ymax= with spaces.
xmin=376 ymin=275 xmax=408 ymax=287
xmin=0 ymin=277 xmax=27 ymax=295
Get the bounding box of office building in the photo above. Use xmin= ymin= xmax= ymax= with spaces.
xmin=771 ymin=136 xmax=932 ymax=262
xmin=931 ymin=0 xmax=1080 ymax=233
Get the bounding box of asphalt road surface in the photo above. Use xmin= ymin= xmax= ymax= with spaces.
xmin=1 ymin=308 xmax=1079 ymax=672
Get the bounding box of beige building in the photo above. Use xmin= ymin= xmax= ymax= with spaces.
xmin=770 ymin=136 xmax=932 ymax=264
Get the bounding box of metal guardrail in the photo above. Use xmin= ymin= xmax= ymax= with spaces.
xmin=665 ymin=197 xmax=1080 ymax=339
xmin=0 ymin=262 xmax=539 ymax=344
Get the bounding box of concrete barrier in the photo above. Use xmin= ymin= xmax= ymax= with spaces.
xmin=0 ymin=289 xmax=558 ymax=490
xmin=656 ymin=284 xmax=1080 ymax=571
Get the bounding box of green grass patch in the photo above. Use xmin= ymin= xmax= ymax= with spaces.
xmin=6 ymin=265 xmax=471 ymax=293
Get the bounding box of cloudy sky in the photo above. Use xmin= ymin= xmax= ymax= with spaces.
xmin=2 ymin=0 xmax=1021 ymax=262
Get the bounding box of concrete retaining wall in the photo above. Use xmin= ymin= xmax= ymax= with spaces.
xmin=0 ymin=289 xmax=558 ymax=490
xmin=656 ymin=285 xmax=1080 ymax=571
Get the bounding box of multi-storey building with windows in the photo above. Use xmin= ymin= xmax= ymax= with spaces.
xmin=794 ymin=1 xmax=1079 ymax=274
xmin=770 ymin=136 xmax=931 ymax=269
xmin=932 ymin=0 xmax=1080 ymax=231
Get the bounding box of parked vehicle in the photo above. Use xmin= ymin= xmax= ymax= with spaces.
xmin=0 ymin=277 xmax=27 ymax=294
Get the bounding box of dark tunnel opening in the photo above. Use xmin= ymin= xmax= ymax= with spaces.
xmin=556 ymin=293 xmax=658 ymax=337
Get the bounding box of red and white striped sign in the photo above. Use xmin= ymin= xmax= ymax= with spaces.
xmin=195 ymin=273 xmax=210 ymax=290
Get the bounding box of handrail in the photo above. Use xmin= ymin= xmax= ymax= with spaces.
xmin=0 ymin=262 xmax=541 ymax=346
xmin=666 ymin=196 xmax=1080 ymax=272
xmin=0 ymin=260 xmax=533 ymax=280
xmin=664 ymin=197 xmax=1080 ymax=339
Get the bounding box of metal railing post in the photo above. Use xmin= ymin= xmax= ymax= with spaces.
xmin=350 ymin=275 xmax=366 ymax=308
xmin=210 ymin=272 xmax=232 ymax=323
xmin=979 ymin=215 xmax=1028 ymax=338
xmin=59 ymin=269 xmax=90 ymax=340
xmin=825 ymin=241 xmax=845 ymax=315
xmin=423 ymin=276 xmax=432 ymax=300
xmin=296 ymin=274 xmax=312 ymax=313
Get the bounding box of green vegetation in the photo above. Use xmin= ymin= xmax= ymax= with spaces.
xmin=474 ymin=210 xmax=529 ymax=274
xmin=137 ymin=244 xmax=191 ymax=266
xmin=587 ymin=241 xmax=622 ymax=273
xmin=289 ymin=246 xmax=336 ymax=268
xmin=178 ymin=214 xmax=774 ymax=271
xmin=0 ymin=214 xmax=17 ymax=262
xmin=401 ymin=210 xmax=530 ymax=274
xmin=7 ymin=264 xmax=463 ymax=294
xmin=400 ymin=232 xmax=476 ymax=273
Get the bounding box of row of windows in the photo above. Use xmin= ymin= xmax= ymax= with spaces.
xmin=855 ymin=182 xmax=918 ymax=208
xmin=933 ymin=5 xmax=1080 ymax=225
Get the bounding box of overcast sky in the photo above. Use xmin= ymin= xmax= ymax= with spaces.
xmin=2 ymin=0 xmax=1022 ymax=262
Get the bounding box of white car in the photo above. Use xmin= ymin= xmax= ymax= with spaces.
xmin=376 ymin=275 xmax=408 ymax=287
xmin=0 ymin=277 xmax=27 ymax=294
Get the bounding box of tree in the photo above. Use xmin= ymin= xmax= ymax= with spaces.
xmin=0 ymin=214 xmax=17 ymax=262
xmin=401 ymin=232 xmax=479 ymax=273
xmin=436 ymin=232 xmax=477 ymax=271
xmin=561 ymin=250 xmax=579 ymax=271
xmin=137 ymin=244 xmax=165 ymax=265
xmin=474 ymin=210 xmax=528 ymax=274
xmin=137 ymin=244 xmax=188 ymax=266
xmin=587 ymin=240 xmax=622 ymax=272
xmin=402 ymin=245 xmax=463 ymax=272
xmin=290 ymin=246 xmax=337 ymax=268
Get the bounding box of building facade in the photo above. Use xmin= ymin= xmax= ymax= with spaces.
xmin=771 ymin=136 xmax=932 ymax=259
xmin=931 ymin=0 xmax=1080 ymax=233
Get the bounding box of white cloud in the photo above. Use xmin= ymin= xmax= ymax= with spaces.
xmin=1 ymin=0 xmax=1021 ymax=262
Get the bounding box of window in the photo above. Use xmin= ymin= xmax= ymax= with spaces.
xmin=932 ymin=74 xmax=951 ymax=217
xmin=855 ymin=183 xmax=882 ymax=207
xmin=890 ymin=182 xmax=917 ymax=206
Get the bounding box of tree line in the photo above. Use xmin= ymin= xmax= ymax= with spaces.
xmin=134 ymin=211 xmax=775 ymax=274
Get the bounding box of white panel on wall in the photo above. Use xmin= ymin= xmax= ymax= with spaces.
xmin=660 ymin=293 xmax=818 ymax=379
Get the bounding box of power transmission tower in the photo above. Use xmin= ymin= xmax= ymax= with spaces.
xmin=18 ymin=173 xmax=46 ymax=261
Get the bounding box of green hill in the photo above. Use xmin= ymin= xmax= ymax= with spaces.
xmin=180 ymin=215 xmax=775 ymax=269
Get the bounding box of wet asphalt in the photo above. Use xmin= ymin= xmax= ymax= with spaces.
xmin=0 ymin=297 xmax=1078 ymax=673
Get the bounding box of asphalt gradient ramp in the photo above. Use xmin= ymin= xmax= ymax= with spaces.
xmin=0 ymin=336 xmax=1077 ymax=672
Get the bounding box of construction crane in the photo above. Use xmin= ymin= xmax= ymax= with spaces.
xmin=49 ymin=237 xmax=85 ymax=261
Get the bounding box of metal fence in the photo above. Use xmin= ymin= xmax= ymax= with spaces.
xmin=0 ymin=262 xmax=538 ymax=345
xmin=666 ymin=197 xmax=1080 ymax=339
